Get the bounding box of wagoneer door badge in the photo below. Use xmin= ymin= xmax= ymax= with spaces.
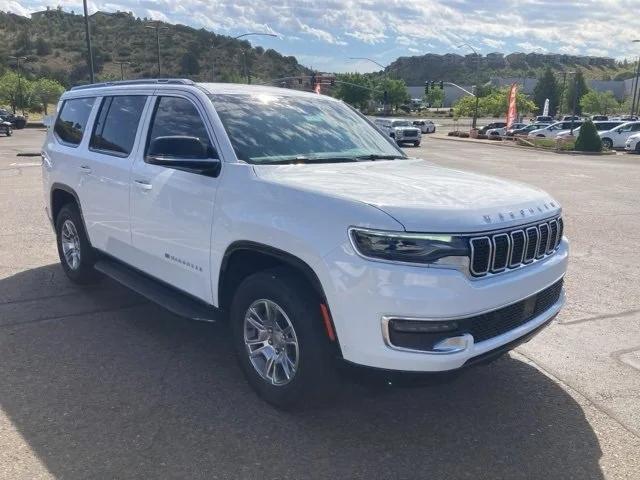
xmin=165 ymin=253 xmax=203 ymax=272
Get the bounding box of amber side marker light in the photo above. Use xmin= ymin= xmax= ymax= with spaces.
xmin=319 ymin=303 xmax=336 ymax=341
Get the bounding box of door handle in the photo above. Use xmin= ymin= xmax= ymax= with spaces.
xmin=134 ymin=180 xmax=153 ymax=191
xmin=79 ymin=165 xmax=92 ymax=174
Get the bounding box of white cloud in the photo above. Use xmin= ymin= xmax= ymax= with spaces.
xmin=483 ymin=38 xmax=505 ymax=50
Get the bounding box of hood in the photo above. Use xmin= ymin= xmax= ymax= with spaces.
xmin=253 ymin=158 xmax=561 ymax=232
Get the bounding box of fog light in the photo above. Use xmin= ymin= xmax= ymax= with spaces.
xmin=390 ymin=319 xmax=458 ymax=333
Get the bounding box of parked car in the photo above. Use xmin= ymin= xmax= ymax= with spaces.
xmin=528 ymin=121 xmax=583 ymax=138
xmin=0 ymin=108 xmax=26 ymax=129
xmin=599 ymin=121 xmax=640 ymax=149
xmin=591 ymin=115 xmax=608 ymax=121
xmin=486 ymin=123 xmax=526 ymax=137
xmin=0 ymin=117 xmax=12 ymax=136
xmin=374 ymin=118 xmax=422 ymax=146
xmin=42 ymin=79 xmax=567 ymax=408
xmin=624 ymin=133 xmax=640 ymax=153
xmin=555 ymin=121 xmax=625 ymax=140
xmin=560 ymin=115 xmax=581 ymax=122
xmin=412 ymin=119 xmax=436 ymax=134
xmin=478 ymin=122 xmax=506 ymax=134
xmin=533 ymin=116 xmax=554 ymax=124
xmin=508 ymin=123 xmax=549 ymax=137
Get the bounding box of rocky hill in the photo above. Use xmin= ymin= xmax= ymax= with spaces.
xmin=387 ymin=52 xmax=633 ymax=85
xmin=0 ymin=8 xmax=309 ymax=87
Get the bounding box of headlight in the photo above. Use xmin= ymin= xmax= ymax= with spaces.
xmin=349 ymin=228 xmax=470 ymax=266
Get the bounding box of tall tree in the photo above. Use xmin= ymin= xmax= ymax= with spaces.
xmin=32 ymin=77 xmax=65 ymax=114
xmin=533 ymin=67 xmax=559 ymax=116
xmin=334 ymin=73 xmax=372 ymax=110
xmin=563 ymin=70 xmax=589 ymax=115
xmin=373 ymin=78 xmax=409 ymax=109
xmin=580 ymin=90 xmax=618 ymax=115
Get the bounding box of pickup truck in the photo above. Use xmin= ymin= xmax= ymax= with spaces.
xmin=42 ymin=79 xmax=568 ymax=408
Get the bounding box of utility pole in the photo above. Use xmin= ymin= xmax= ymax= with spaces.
xmin=8 ymin=55 xmax=27 ymax=114
xmin=145 ymin=22 xmax=168 ymax=77
xmin=114 ymin=61 xmax=131 ymax=80
xmin=558 ymin=71 xmax=567 ymax=117
xmin=569 ymin=72 xmax=578 ymax=135
xmin=82 ymin=0 xmax=95 ymax=83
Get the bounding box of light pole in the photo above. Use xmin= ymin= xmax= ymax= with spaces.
xmin=210 ymin=32 xmax=277 ymax=82
xmin=82 ymin=0 xmax=95 ymax=83
xmin=349 ymin=57 xmax=389 ymax=113
xmin=558 ymin=71 xmax=568 ymax=117
xmin=630 ymin=40 xmax=640 ymax=117
xmin=457 ymin=43 xmax=481 ymax=129
xmin=566 ymin=71 xmax=578 ymax=134
xmin=145 ymin=22 xmax=169 ymax=76
xmin=8 ymin=55 xmax=27 ymax=114
xmin=114 ymin=61 xmax=131 ymax=80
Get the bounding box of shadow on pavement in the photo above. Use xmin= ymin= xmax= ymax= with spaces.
xmin=0 ymin=264 xmax=604 ymax=479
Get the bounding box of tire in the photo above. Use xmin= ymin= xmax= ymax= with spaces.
xmin=602 ymin=138 xmax=613 ymax=150
xmin=636 ymin=143 xmax=640 ymax=154
xmin=413 ymin=141 xmax=421 ymax=147
xmin=536 ymin=134 xmax=545 ymax=138
xmin=6 ymin=128 xmax=11 ymax=137
xmin=55 ymin=203 xmax=101 ymax=284
xmin=230 ymin=267 xmax=337 ymax=409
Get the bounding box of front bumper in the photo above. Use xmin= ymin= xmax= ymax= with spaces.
xmin=321 ymin=239 xmax=568 ymax=372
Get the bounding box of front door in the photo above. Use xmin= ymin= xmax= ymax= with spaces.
xmin=129 ymin=94 xmax=220 ymax=302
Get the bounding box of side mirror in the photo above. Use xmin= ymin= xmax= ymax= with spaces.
xmin=146 ymin=136 xmax=221 ymax=177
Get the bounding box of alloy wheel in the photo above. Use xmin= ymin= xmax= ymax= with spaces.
xmin=61 ymin=219 xmax=81 ymax=270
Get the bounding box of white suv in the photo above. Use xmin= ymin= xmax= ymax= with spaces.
xmin=42 ymin=80 xmax=568 ymax=408
xmin=599 ymin=121 xmax=640 ymax=149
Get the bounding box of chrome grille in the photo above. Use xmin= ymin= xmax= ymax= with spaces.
xmin=469 ymin=217 xmax=563 ymax=277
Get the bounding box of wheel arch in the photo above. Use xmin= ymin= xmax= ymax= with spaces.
xmin=218 ymin=241 xmax=340 ymax=348
xmin=50 ymin=183 xmax=91 ymax=242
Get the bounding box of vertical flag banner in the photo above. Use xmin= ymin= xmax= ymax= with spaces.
xmin=543 ymin=98 xmax=550 ymax=117
xmin=506 ymin=83 xmax=519 ymax=129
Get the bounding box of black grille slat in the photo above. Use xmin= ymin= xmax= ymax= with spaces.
xmin=492 ymin=234 xmax=510 ymax=272
xmin=537 ymin=223 xmax=550 ymax=258
xmin=510 ymin=230 xmax=526 ymax=267
xmin=470 ymin=237 xmax=491 ymax=276
xmin=469 ymin=217 xmax=562 ymax=277
xmin=524 ymin=227 xmax=539 ymax=263
xmin=548 ymin=220 xmax=559 ymax=252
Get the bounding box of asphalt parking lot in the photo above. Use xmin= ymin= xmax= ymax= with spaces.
xmin=1 ymin=129 xmax=639 ymax=479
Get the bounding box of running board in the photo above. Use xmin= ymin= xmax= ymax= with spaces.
xmin=94 ymin=259 xmax=219 ymax=322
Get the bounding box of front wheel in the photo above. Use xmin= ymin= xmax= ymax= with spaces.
xmin=5 ymin=128 xmax=11 ymax=137
xmin=602 ymin=138 xmax=613 ymax=150
xmin=230 ymin=268 xmax=337 ymax=409
xmin=55 ymin=203 xmax=101 ymax=284
xmin=414 ymin=141 xmax=421 ymax=147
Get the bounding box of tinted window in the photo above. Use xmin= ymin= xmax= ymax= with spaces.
xmin=147 ymin=97 xmax=215 ymax=158
xmin=54 ymin=97 xmax=95 ymax=145
xmin=90 ymin=96 xmax=147 ymax=156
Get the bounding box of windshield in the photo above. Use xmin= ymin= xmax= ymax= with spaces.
xmin=209 ymin=93 xmax=405 ymax=164
xmin=391 ymin=120 xmax=412 ymax=127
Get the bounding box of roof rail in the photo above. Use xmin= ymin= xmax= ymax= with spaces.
xmin=70 ymin=78 xmax=195 ymax=91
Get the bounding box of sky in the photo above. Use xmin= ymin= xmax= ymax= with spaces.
xmin=3 ymin=0 xmax=640 ymax=72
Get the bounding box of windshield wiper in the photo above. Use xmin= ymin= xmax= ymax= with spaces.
xmin=256 ymin=156 xmax=360 ymax=165
xmin=354 ymin=154 xmax=406 ymax=161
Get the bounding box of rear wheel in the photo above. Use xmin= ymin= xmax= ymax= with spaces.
xmin=602 ymin=138 xmax=613 ymax=149
xmin=5 ymin=128 xmax=11 ymax=137
xmin=230 ymin=267 xmax=336 ymax=409
xmin=55 ymin=203 xmax=101 ymax=284
xmin=636 ymin=142 xmax=640 ymax=153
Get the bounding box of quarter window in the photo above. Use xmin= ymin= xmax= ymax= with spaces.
xmin=54 ymin=97 xmax=95 ymax=146
xmin=90 ymin=96 xmax=147 ymax=156
xmin=146 ymin=96 xmax=215 ymax=158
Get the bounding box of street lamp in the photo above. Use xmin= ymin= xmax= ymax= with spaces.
xmin=8 ymin=55 xmax=27 ymax=114
xmin=82 ymin=0 xmax=95 ymax=83
xmin=210 ymin=32 xmax=277 ymax=82
xmin=457 ymin=43 xmax=481 ymax=129
xmin=114 ymin=61 xmax=131 ymax=80
xmin=348 ymin=57 xmax=389 ymax=113
xmin=145 ymin=22 xmax=169 ymax=76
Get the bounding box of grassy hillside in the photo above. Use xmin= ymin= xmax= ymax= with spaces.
xmin=0 ymin=8 xmax=309 ymax=87
xmin=387 ymin=52 xmax=634 ymax=85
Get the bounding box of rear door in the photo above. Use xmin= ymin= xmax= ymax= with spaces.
xmin=129 ymin=93 xmax=221 ymax=302
xmin=79 ymin=94 xmax=150 ymax=259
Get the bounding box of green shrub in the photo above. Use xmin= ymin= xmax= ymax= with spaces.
xmin=574 ymin=120 xmax=602 ymax=152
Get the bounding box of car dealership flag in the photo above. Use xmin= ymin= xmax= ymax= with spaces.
xmin=543 ymin=98 xmax=550 ymax=117
xmin=506 ymin=83 xmax=518 ymax=129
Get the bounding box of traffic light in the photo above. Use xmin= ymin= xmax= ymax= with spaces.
xmin=430 ymin=81 xmax=436 ymax=89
